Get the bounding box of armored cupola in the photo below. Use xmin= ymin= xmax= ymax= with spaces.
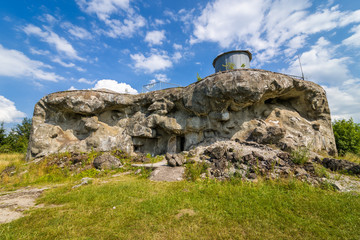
xmin=213 ymin=50 xmax=252 ymax=72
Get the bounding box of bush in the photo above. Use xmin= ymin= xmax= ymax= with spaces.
xmin=332 ymin=118 xmax=360 ymax=156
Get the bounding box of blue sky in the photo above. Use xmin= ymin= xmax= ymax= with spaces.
xmin=0 ymin=0 xmax=360 ymax=129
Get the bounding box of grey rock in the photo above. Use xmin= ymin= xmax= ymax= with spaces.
xmin=322 ymin=158 xmax=360 ymax=174
xmin=72 ymin=177 xmax=93 ymax=189
xmin=27 ymin=69 xmax=337 ymax=160
xmin=93 ymin=153 xmax=122 ymax=170
xmin=167 ymin=158 xmax=177 ymax=167
xmin=295 ymin=168 xmax=308 ymax=176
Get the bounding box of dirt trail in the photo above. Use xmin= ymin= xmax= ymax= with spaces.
xmin=0 ymin=187 xmax=48 ymax=224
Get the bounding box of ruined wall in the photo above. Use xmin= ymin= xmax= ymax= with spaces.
xmin=27 ymin=69 xmax=337 ymax=160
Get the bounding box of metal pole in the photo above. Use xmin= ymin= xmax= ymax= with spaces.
xmin=298 ymin=54 xmax=304 ymax=80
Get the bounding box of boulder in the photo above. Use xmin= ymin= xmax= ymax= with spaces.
xmin=322 ymin=158 xmax=360 ymax=174
xmin=93 ymin=153 xmax=123 ymax=170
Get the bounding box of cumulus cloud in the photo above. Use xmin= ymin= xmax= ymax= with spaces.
xmin=191 ymin=0 xmax=360 ymax=63
xmin=0 ymin=44 xmax=63 ymax=82
xmin=76 ymin=0 xmax=145 ymax=38
xmin=130 ymin=52 xmax=172 ymax=73
xmin=0 ymin=96 xmax=26 ymax=123
xmin=283 ymin=37 xmax=360 ymax=122
xmin=145 ymin=30 xmax=166 ymax=45
xmin=93 ymin=79 xmax=138 ymax=94
xmin=23 ymin=24 xmax=85 ymax=61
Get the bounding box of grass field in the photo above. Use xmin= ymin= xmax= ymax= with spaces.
xmin=0 ymin=153 xmax=359 ymax=240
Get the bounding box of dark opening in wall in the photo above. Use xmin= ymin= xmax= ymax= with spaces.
xmin=134 ymin=145 xmax=140 ymax=152
xmin=177 ymin=136 xmax=186 ymax=152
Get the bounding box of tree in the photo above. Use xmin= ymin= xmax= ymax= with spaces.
xmin=0 ymin=118 xmax=32 ymax=153
xmin=332 ymin=118 xmax=360 ymax=156
xmin=0 ymin=122 xmax=6 ymax=145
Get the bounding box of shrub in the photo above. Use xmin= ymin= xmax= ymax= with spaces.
xmin=332 ymin=118 xmax=360 ymax=156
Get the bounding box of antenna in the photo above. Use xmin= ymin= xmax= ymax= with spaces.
xmin=298 ymin=54 xmax=304 ymax=80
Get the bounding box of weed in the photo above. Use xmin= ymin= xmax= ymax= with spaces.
xmin=185 ymin=161 xmax=208 ymax=181
xmin=87 ymin=148 xmax=101 ymax=165
xmin=196 ymin=73 xmax=202 ymax=81
xmin=314 ymin=164 xmax=330 ymax=178
xmin=291 ymin=146 xmax=310 ymax=165
xmin=77 ymin=168 xmax=100 ymax=179
xmin=222 ymin=62 xmax=235 ymax=70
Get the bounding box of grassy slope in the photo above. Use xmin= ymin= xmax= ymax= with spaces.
xmin=0 ymin=177 xmax=359 ymax=240
xmin=0 ymin=153 xmax=359 ymax=240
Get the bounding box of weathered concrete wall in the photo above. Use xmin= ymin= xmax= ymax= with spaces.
xmin=27 ymin=69 xmax=337 ymax=160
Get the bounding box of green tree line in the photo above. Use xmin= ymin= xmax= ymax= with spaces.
xmin=0 ymin=118 xmax=32 ymax=153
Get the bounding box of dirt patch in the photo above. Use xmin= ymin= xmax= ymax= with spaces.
xmin=0 ymin=188 xmax=48 ymax=224
xmin=175 ymin=209 xmax=196 ymax=219
xmin=150 ymin=166 xmax=184 ymax=182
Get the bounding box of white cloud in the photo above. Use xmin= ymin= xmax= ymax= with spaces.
xmin=130 ymin=52 xmax=173 ymax=73
xmin=62 ymin=22 xmax=92 ymax=39
xmin=173 ymin=43 xmax=182 ymax=50
xmin=323 ymin=85 xmax=360 ymax=122
xmin=76 ymin=0 xmax=145 ymax=38
xmin=29 ymin=48 xmax=50 ymax=56
xmin=68 ymin=86 xmax=77 ymax=91
xmin=76 ymin=0 xmax=130 ymax=20
xmin=0 ymin=96 xmax=26 ymax=123
xmin=342 ymin=24 xmax=360 ymax=48
xmin=145 ymin=30 xmax=166 ymax=45
xmin=283 ymin=37 xmax=360 ymax=122
xmin=0 ymin=44 xmax=63 ymax=82
xmin=154 ymin=19 xmax=165 ymax=26
xmin=78 ymin=77 xmax=96 ymax=84
xmin=150 ymin=73 xmax=170 ymax=84
xmin=23 ymin=24 xmax=85 ymax=61
xmin=172 ymin=52 xmax=182 ymax=62
xmin=93 ymin=79 xmax=137 ymax=94
xmin=191 ymin=0 xmax=360 ymax=63
xmin=102 ymin=15 xmax=146 ymax=38
xmin=52 ymin=57 xmax=75 ymax=68
xmin=283 ymin=37 xmax=350 ymax=85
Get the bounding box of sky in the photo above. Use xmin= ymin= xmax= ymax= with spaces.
xmin=0 ymin=0 xmax=360 ymax=130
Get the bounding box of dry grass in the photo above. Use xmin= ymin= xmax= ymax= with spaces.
xmin=338 ymin=152 xmax=360 ymax=164
xmin=0 ymin=153 xmax=25 ymax=172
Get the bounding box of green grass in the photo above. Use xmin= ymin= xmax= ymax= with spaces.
xmin=1 ymin=153 xmax=360 ymax=239
xmin=0 ymin=176 xmax=359 ymax=240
